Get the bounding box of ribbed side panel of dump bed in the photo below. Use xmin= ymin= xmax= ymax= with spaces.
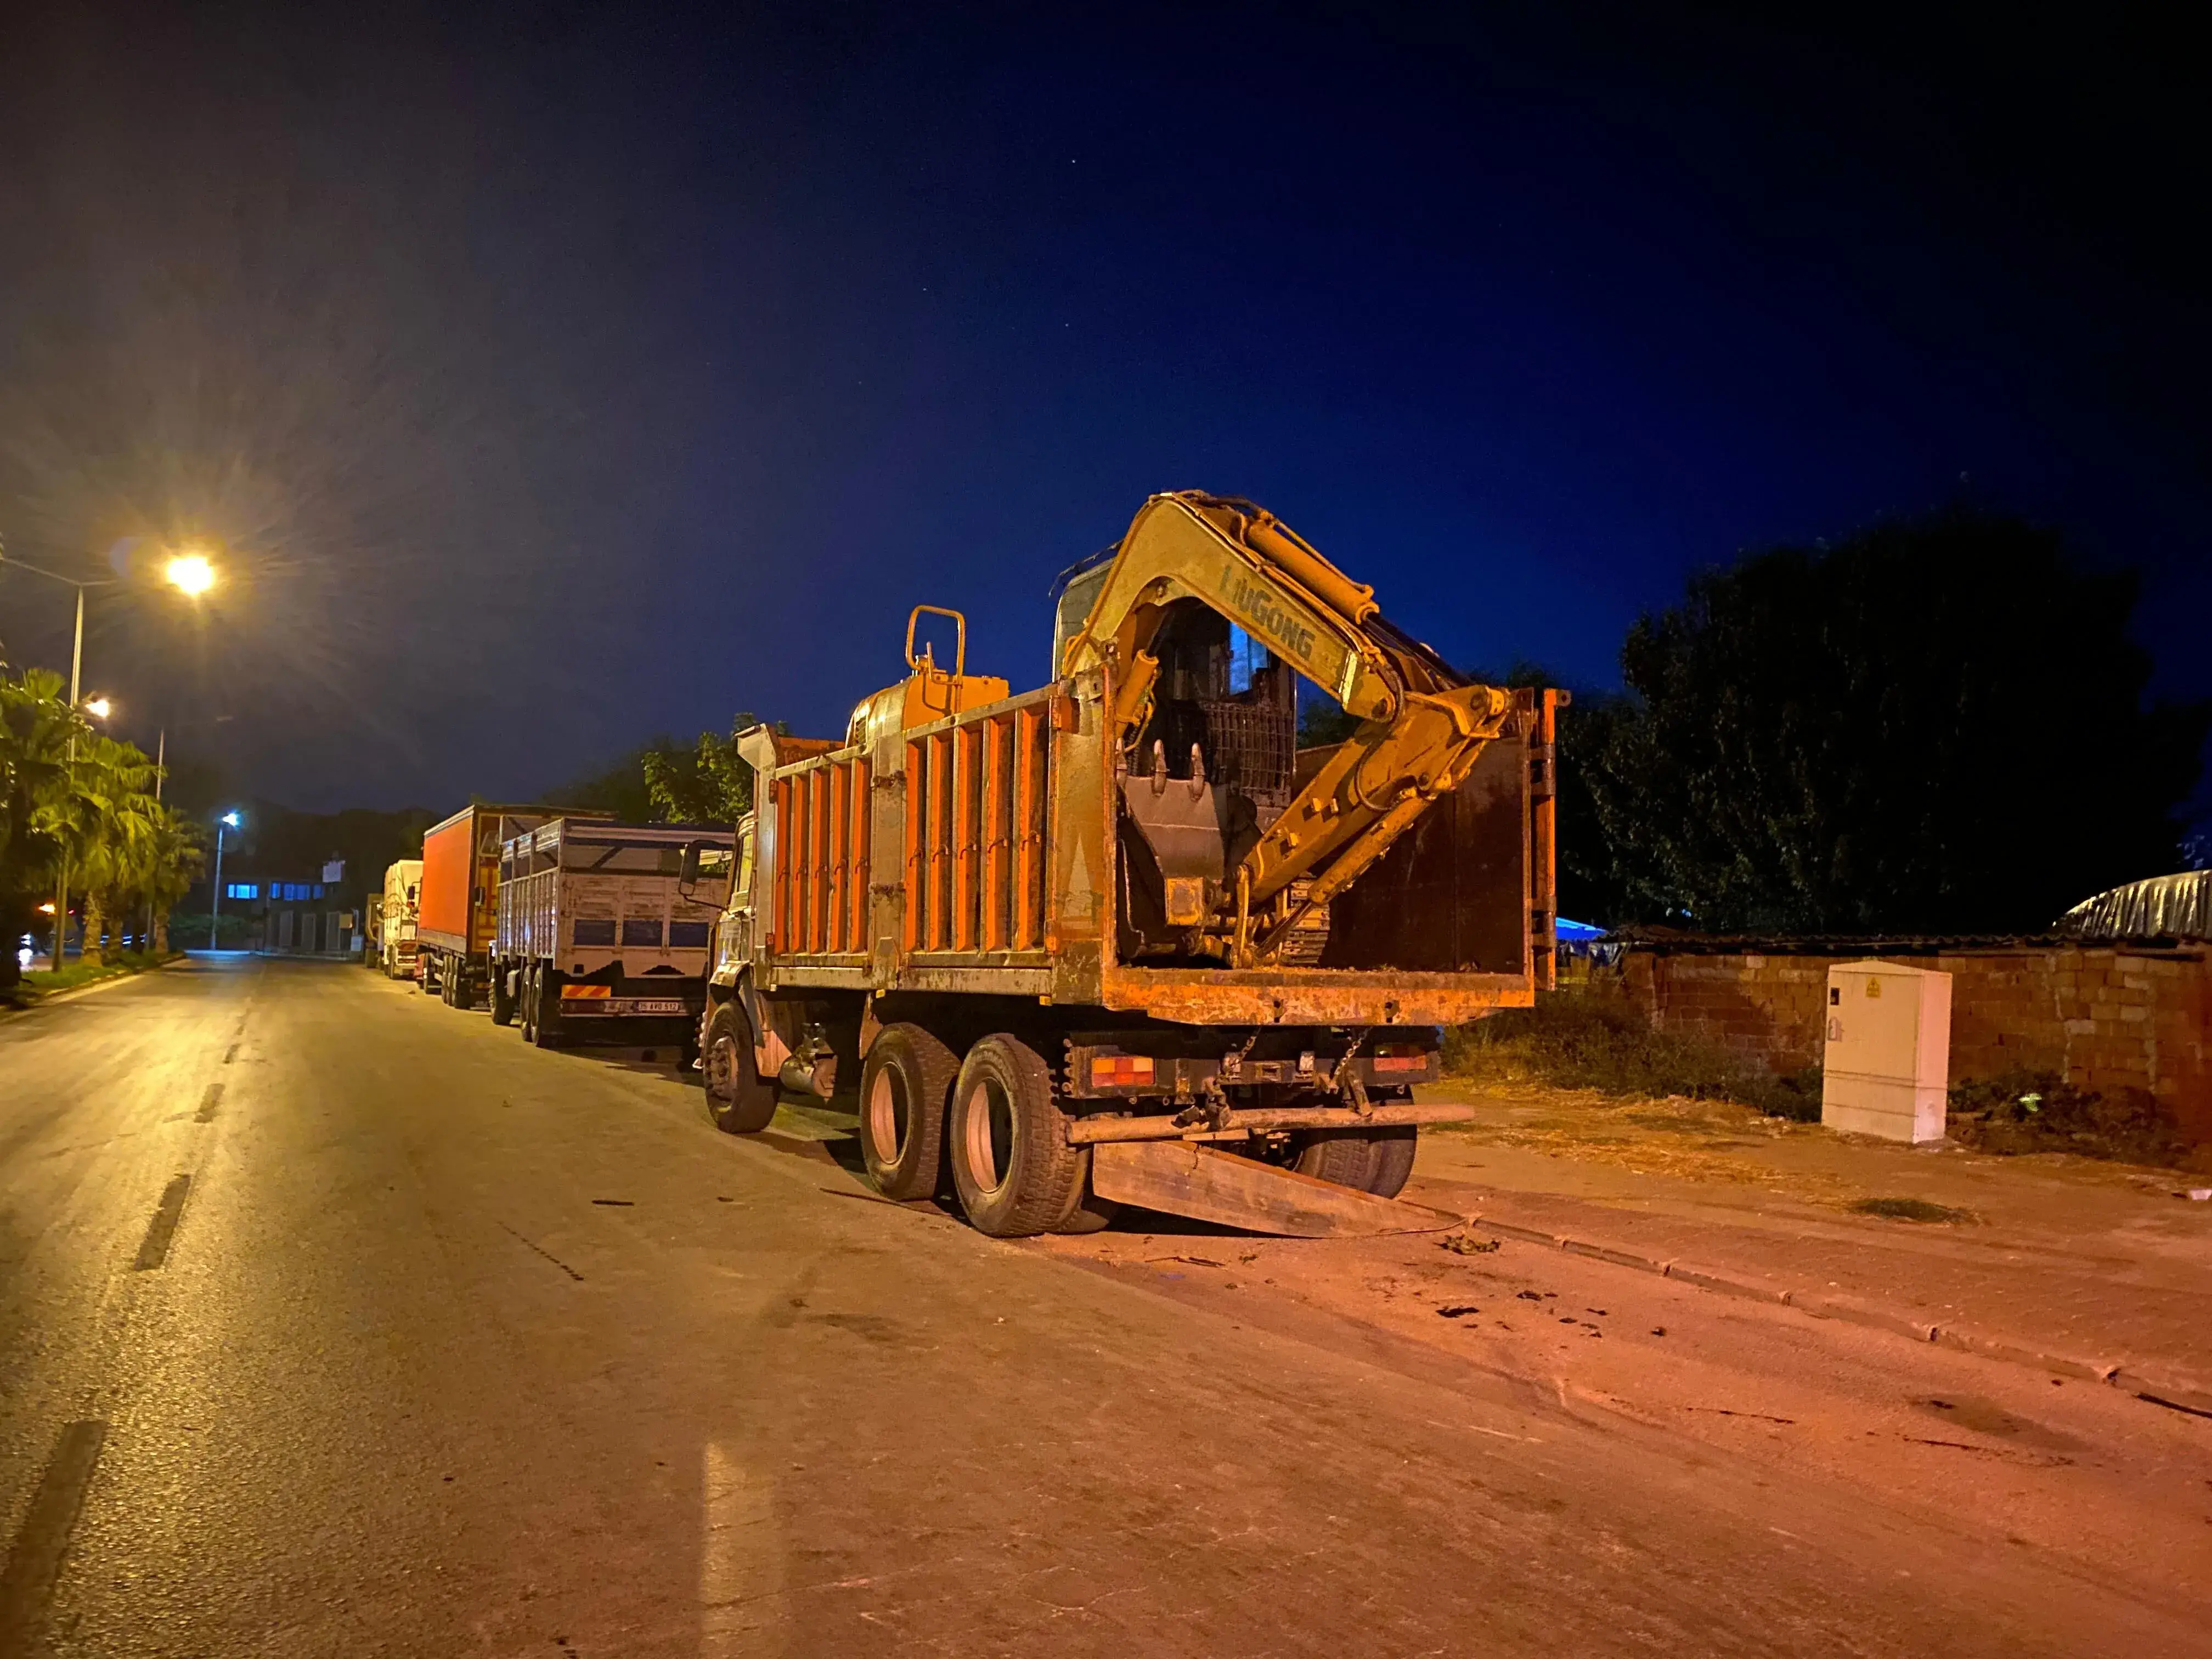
xmin=903 ymin=701 xmax=1052 ymax=955
xmin=771 ymin=754 xmax=871 ymax=957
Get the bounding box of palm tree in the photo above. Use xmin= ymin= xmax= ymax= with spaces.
xmin=127 ymin=805 xmax=202 ymax=955
xmin=0 ymin=667 xmax=84 ymax=991
xmin=59 ymin=735 xmax=160 ymax=967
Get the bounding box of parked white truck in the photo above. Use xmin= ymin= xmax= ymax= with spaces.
xmin=377 ymin=859 xmax=424 ymax=980
xmin=490 ymin=817 xmax=733 ymax=1056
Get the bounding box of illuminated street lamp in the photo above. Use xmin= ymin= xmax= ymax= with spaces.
xmin=165 ymin=551 xmax=217 ymax=595
xmin=210 ymin=810 xmax=244 ymax=951
xmin=0 ymin=535 xmax=222 ymax=964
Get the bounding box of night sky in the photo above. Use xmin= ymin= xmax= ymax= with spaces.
xmin=2 ymin=4 xmax=2204 ymax=825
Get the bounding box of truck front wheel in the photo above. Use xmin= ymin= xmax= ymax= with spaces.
xmin=949 ymin=1034 xmax=1085 ymax=1238
xmin=703 ymin=1002 xmax=777 ymax=1133
xmin=857 ymin=1023 xmax=957 ymax=1201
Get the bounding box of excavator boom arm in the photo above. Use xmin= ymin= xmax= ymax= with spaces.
xmin=1063 ymin=493 xmax=1513 ymax=963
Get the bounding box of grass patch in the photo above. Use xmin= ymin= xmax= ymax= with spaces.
xmin=1444 ymin=986 xmax=1823 ymax=1120
xmin=1848 ymin=1196 xmax=1975 ymax=1224
xmin=1947 ymin=1068 xmax=2187 ymax=1167
xmin=7 ymin=951 xmax=172 ymax=1007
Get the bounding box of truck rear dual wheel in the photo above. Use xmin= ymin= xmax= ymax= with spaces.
xmin=529 ymin=967 xmax=564 ymax=1048
xmin=857 ymin=1023 xmax=958 ymax=1201
xmin=703 ymin=1002 xmax=777 ymax=1133
xmin=489 ymin=961 xmax=517 ymax=1026
xmin=948 ymin=1034 xmax=1091 ymax=1238
xmin=1290 ymin=1125 xmax=1418 ymax=1199
xmin=1367 ymin=1126 xmax=1417 ymax=1199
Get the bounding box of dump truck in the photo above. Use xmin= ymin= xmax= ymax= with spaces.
xmin=489 ymin=817 xmax=734 ymax=1052
xmin=416 ymin=805 xmax=597 ymax=1006
xmin=689 ymin=490 xmax=1561 ymax=1237
xmin=376 ymin=858 xmax=424 ymax=979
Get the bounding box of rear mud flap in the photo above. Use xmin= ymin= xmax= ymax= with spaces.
xmin=1090 ymin=1140 xmax=1462 ymax=1238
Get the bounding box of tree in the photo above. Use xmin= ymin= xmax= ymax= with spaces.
xmin=1569 ymin=511 xmax=2208 ymax=934
xmin=54 ymin=733 xmax=160 ymax=966
xmin=0 ymin=667 xmax=80 ymax=988
xmin=138 ymin=807 xmax=204 ymax=953
xmin=641 ymin=715 xmax=761 ymax=825
xmin=1 ymin=666 xmax=199 ymax=988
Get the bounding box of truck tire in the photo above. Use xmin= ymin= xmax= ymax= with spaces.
xmin=518 ymin=964 xmax=538 ymax=1041
xmin=1292 ymin=1128 xmax=1382 ymax=1191
xmin=1365 ymin=1126 xmax=1418 ymax=1199
xmin=857 ymin=1023 xmax=957 ymax=1200
xmin=489 ymin=960 xmax=516 ymax=1026
xmin=702 ymin=1002 xmax=777 ymax=1133
xmin=531 ymin=967 xmax=565 ymax=1049
xmin=949 ymin=1034 xmax=1085 ymax=1238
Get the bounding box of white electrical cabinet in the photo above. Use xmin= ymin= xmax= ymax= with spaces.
xmin=1820 ymin=960 xmax=1952 ymax=1143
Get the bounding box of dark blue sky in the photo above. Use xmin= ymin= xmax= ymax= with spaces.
xmin=2 ymin=4 xmax=2204 ymax=825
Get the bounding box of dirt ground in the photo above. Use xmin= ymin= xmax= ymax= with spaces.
xmin=1032 ymin=1182 xmax=2212 ymax=1616
xmin=749 ymin=1075 xmax=2212 ymax=1629
xmin=1013 ymin=1079 xmax=2212 ymax=1618
xmin=1418 ymin=1080 xmax=2205 ymax=1213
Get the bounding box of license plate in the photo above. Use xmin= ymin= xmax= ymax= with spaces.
xmin=632 ymin=1000 xmax=686 ymax=1014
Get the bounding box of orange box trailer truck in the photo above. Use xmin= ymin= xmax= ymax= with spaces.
xmin=416 ymin=804 xmax=605 ymax=1007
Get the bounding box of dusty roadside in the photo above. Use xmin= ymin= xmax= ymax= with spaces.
xmin=1016 ymin=1084 xmax=2212 ymax=1618
xmin=757 ymin=1081 xmax=2212 ymax=1616
xmin=1404 ymin=1083 xmax=2212 ymax=1389
xmin=1 ymin=950 xmax=187 ymax=1013
xmin=1031 ymin=1201 xmax=2212 ymax=1620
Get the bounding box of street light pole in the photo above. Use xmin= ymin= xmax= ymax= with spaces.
xmin=208 ymin=811 xmax=241 ymax=951
xmin=144 ymin=727 xmax=167 ymax=951
xmin=52 ymin=585 xmax=84 ymax=968
xmin=210 ymin=815 xmax=227 ymax=951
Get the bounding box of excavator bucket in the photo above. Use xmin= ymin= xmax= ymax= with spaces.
xmin=1089 ymin=1140 xmax=1465 ymax=1238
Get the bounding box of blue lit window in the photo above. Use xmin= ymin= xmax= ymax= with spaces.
xmin=313 ymin=884 xmax=326 ymax=899
xmin=1226 ymin=624 xmax=1270 ymax=694
xmin=225 ymin=883 xmax=258 ymax=900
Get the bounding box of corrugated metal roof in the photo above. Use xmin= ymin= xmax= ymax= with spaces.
xmin=2057 ymin=870 xmax=2211 ymax=943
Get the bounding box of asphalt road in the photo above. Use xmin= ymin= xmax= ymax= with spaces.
xmin=0 ymin=956 xmax=2200 ymax=1657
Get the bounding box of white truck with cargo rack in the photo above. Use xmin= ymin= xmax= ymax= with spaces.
xmin=490 ymin=816 xmax=733 ymax=1056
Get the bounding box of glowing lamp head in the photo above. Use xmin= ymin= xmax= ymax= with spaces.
xmin=165 ymin=552 xmax=217 ymax=596
xmin=221 ymin=810 xmax=242 ymax=829
xmin=83 ymin=696 xmax=112 ymax=720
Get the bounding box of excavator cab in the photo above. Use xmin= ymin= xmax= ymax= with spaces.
xmin=1112 ymin=599 xmax=1302 ymax=960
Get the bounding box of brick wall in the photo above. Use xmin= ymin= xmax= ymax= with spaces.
xmin=1621 ymin=944 xmax=2212 ymax=1144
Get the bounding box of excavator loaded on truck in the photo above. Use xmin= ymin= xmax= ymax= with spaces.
xmin=685 ymin=490 xmax=1562 ymax=1238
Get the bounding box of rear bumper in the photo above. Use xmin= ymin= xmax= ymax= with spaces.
xmin=554 ymin=981 xmax=709 ymax=1021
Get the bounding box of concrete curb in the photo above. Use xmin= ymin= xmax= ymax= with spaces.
xmin=1464 ymin=1210 xmax=2212 ymax=1418
xmin=1 ymin=953 xmax=185 ymax=1015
